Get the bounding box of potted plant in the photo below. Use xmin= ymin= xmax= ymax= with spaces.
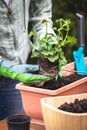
xmin=40 ymin=93 xmax=87 ymax=130
xmin=29 ymin=18 xmax=76 ymax=77
xmin=16 ymin=18 xmax=87 ymax=125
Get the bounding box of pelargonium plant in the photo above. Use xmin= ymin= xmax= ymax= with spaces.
xmin=29 ymin=18 xmax=77 ymax=79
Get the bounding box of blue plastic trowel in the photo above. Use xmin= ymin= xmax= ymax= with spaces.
xmin=73 ymin=13 xmax=87 ymax=75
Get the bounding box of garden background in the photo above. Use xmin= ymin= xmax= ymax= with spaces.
xmin=52 ymin=0 xmax=87 ymax=63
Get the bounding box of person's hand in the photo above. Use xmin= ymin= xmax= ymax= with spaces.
xmin=0 ymin=60 xmax=39 ymax=74
xmin=0 ymin=60 xmax=50 ymax=84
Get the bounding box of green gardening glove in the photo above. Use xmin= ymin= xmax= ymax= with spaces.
xmin=0 ymin=63 xmax=50 ymax=84
xmin=0 ymin=60 xmax=39 ymax=74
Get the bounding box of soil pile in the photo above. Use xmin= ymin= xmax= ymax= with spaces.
xmin=58 ymin=98 xmax=87 ymax=113
xmin=32 ymin=74 xmax=85 ymax=90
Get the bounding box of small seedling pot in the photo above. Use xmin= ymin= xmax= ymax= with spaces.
xmin=6 ymin=114 xmax=31 ymax=130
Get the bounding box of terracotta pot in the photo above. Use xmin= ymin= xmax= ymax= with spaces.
xmin=41 ymin=93 xmax=87 ymax=130
xmin=16 ymin=57 xmax=87 ymax=125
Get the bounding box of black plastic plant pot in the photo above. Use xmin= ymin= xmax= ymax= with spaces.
xmin=6 ymin=114 xmax=31 ymax=130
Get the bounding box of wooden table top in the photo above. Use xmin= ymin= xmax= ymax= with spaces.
xmin=0 ymin=119 xmax=46 ymax=130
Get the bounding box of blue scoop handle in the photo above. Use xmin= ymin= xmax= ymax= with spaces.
xmin=76 ymin=13 xmax=84 ymax=47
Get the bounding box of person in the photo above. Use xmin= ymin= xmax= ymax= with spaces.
xmin=0 ymin=0 xmax=55 ymax=120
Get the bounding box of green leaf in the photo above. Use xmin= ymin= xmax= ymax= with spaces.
xmin=67 ymin=36 xmax=77 ymax=44
xmin=55 ymin=74 xmax=59 ymax=80
xmin=47 ymin=54 xmax=59 ymax=62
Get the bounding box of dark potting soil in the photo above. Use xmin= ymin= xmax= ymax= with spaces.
xmin=58 ymin=98 xmax=87 ymax=113
xmin=32 ymin=74 xmax=85 ymax=90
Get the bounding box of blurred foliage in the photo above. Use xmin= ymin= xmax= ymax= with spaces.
xmin=52 ymin=0 xmax=87 ymax=62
